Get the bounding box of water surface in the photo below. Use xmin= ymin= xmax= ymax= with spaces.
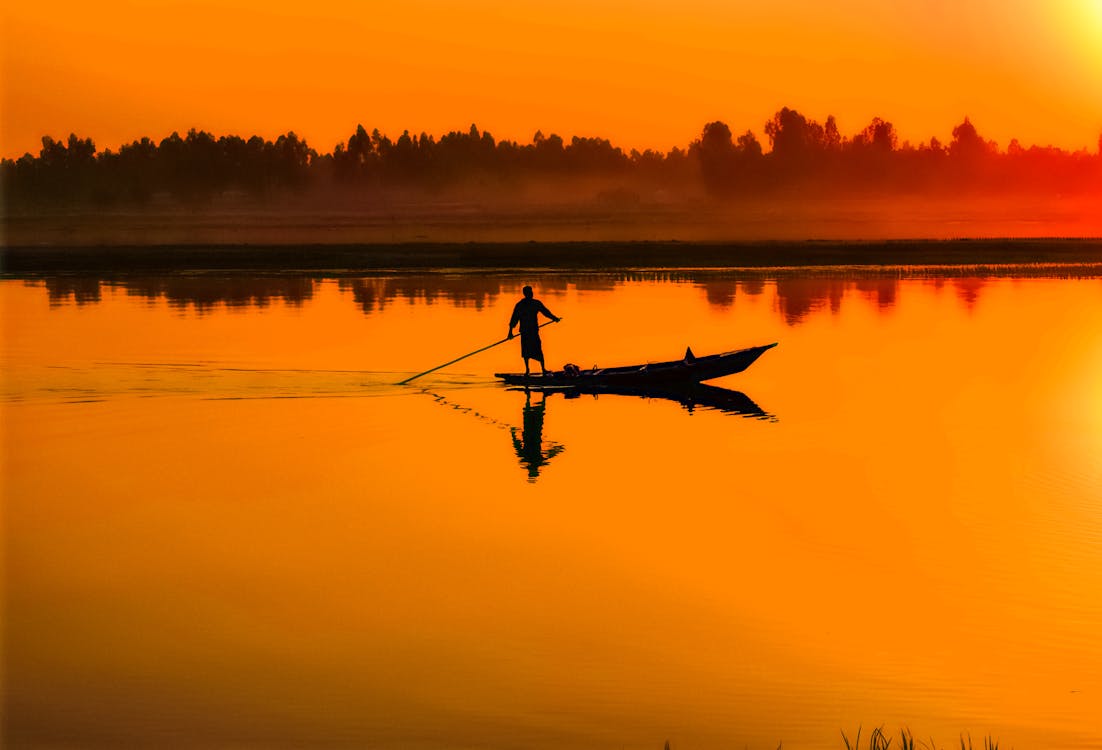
xmin=3 ymin=270 xmax=1101 ymax=749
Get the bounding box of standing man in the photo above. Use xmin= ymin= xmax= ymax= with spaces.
xmin=508 ymin=286 xmax=560 ymax=376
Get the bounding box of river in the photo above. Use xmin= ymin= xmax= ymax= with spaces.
xmin=3 ymin=269 xmax=1101 ymax=749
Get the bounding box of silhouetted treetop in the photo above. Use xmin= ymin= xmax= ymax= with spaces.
xmin=765 ymin=107 xmax=840 ymax=162
xmin=851 ymin=117 xmax=897 ymax=153
xmin=950 ymin=117 xmax=996 ymax=159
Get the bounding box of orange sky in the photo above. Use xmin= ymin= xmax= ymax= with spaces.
xmin=3 ymin=0 xmax=1102 ymax=159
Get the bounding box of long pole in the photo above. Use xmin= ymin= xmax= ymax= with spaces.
xmin=396 ymin=318 xmax=560 ymax=385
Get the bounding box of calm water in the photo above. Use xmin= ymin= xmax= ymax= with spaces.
xmin=3 ymin=270 xmax=1102 ymax=749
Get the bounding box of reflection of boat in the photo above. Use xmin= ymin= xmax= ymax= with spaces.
xmin=510 ymin=382 xmax=774 ymax=419
xmin=495 ymin=343 xmax=777 ymax=387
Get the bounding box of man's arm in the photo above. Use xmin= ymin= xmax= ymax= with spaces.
xmin=508 ymin=303 xmax=519 ymax=338
xmin=538 ymin=301 xmax=560 ymax=322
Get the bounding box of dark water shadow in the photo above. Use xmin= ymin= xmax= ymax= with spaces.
xmin=511 ymin=382 xmax=776 ymax=420
xmin=419 ymin=388 xmax=565 ymax=483
xmin=500 ymin=381 xmax=774 ymax=481
xmin=511 ymin=390 xmax=566 ymax=482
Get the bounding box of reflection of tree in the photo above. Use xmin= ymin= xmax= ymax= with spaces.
xmin=740 ymin=278 xmax=766 ymax=296
xmin=699 ymin=280 xmax=736 ymax=308
xmin=510 ymin=391 xmax=564 ymax=482
xmin=854 ymin=278 xmax=897 ymax=310
xmin=118 ymin=276 xmax=316 ymax=311
xmin=346 ymin=273 xmax=782 ymax=316
xmin=953 ymin=278 xmax=986 ymax=311
xmin=339 ymin=275 xmax=506 ymax=314
xmin=338 ymin=272 xmax=787 ymax=316
xmin=32 ymin=275 xmax=316 ymax=311
xmin=570 ymin=278 xmax=617 ymax=293
xmin=41 ymin=277 xmax=103 ymax=306
xmin=340 ymin=278 xmax=386 ymax=314
xmin=774 ymin=278 xmax=848 ymax=325
xmin=26 ymin=270 xmax=1061 ymax=325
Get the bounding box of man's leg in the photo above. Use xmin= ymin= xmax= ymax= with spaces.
xmin=523 ymin=356 xmax=531 ymax=376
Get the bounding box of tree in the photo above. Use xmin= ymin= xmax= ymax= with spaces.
xmin=691 ymin=122 xmax=766 ymax=195
xmin=531 ymin=132 xmax=565 ymax=171
xmin=271 ymin=132 xmax=313 ymax=188
xmin=949 ymin=117 xmax=994 ymax=160
xmin=693 ymin=121 xmax=735 ymax=194
xmin=764 ymin=107 xmax=829 ymax=161
xmin=735 ymin=130 xmax=763 ymax=158
xmin=851 ymin=117 xmax=897 ymax=153
xmin=763 ymin=108 xmax=838 ymax=184
xmin=110 ymin=136 xmax=158 ymax=201
xmin=823 ymin=116 xmax=842 ymax=151
xmin=31 ymin=134 xmax=98 ymax=202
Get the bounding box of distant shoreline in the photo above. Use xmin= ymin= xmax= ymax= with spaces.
xmin=3 ymin=238 xmax=1102 ymax=274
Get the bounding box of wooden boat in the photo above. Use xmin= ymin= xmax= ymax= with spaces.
xmin=495 ymin=342 xmax=777 ymax=387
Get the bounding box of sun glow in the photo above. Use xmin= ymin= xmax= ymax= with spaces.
xmin=1072 ymin=0 xmax=1102 ymax=72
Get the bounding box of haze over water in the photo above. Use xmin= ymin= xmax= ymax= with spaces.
xmin=3 ymin=270 xmax=1102 ymax=749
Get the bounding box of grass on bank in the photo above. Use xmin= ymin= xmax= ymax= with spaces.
xmin=841 ymin=727 xmax=1000 ymax=750
xmin=660 ymin=727 xmax=1003 ymax=750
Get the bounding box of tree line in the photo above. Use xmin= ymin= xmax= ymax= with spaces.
xmin=3 ymin=108 xmax=1101 ymax=207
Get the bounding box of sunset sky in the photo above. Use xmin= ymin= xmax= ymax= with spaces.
xmin=3 ymin=0 xmax=1102 ymax=159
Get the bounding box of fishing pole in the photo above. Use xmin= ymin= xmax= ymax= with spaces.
xmin=396 ymin=318 xmax=561 ymax=385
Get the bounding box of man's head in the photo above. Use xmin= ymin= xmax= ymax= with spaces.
xmin=522 ymin=286 xmax=533 ymax=298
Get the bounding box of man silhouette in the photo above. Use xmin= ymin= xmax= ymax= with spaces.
xmin=508 ymin=286 xmax=559 ymax=376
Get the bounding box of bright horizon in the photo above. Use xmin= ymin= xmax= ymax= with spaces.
xmin=4 ymin=0 xmax=1102 ymax=159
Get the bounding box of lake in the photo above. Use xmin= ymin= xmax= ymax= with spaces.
xmin=3 ymin=269 xmax=1101 ymax=749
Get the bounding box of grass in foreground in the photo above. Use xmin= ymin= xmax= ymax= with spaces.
xmin=841 ymin=727 xmax=1001 ymax=750
xmin=661 ymin=728 xmax=1005 ymax=750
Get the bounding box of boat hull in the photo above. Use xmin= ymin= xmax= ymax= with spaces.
xmin=495 ymin=342 xmax=777 ymax=387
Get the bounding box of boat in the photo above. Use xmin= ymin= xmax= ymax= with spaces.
xmin=495 ymin=342 xmax=777 ymax=387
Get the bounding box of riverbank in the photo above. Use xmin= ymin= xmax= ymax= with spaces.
xmin=3 ymin=238 xmax=1102 ymax=274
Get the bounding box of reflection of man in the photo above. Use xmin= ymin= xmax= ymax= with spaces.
xmin=511 ymin=391 xmax=564 ymax=481
xmin=508 ymin=286 xmax=559 ymax=376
